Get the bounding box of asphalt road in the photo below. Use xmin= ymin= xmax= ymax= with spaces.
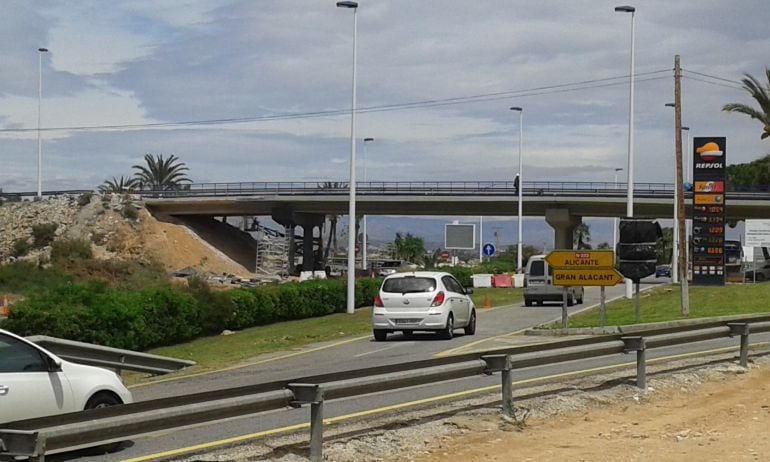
xmin=49 ymin=277 xmax=704 ymax=461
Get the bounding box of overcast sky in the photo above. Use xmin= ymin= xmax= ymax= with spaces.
xmin=1 ymin=0 xmax=768 ymax=194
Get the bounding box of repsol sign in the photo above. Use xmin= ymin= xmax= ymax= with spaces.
xmin=695 ymin=162 xmax=724 ymax=169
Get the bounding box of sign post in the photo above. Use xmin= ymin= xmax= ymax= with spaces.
xmin=546 ymin=250 xmax=623 ymax=328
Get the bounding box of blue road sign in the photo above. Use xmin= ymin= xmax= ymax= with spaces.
xmin=483 ymin=243 xmax=495 ymax=257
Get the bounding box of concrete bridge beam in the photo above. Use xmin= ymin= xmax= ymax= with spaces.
xmin=545 ymin=208 xmax=582 ymax=250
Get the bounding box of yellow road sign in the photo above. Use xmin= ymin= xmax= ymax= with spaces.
xmin=545 ymin=250 xmax=615 ymax=269
xmin=552 ymin=268 xmax=624 ymax=287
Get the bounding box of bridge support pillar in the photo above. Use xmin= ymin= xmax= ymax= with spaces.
xmin=545 ymin=208 xmax=582 ymax=250
xmin=296 ymin=213 xmax=325 ymax=273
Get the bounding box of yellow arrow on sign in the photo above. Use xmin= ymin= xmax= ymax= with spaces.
xmin=545 ymin=249 xmax=615 ymax=269
xmin=552 ymin=268 xmax=625 ymax=287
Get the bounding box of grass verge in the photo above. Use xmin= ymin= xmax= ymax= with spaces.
xmin=564 ymin=283 xmax=770 ymax=328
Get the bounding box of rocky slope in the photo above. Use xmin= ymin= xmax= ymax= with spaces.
xmin=0 ymin=194 xmax=254 ymax=278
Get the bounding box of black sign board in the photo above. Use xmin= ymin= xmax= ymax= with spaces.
xmin=691 ymin=137 xmax=726 ymax=286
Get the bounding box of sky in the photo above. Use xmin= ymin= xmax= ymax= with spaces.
xmin=1 ymin=1 xmax=768 ymax=245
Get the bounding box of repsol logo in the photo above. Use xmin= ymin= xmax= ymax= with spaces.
xmin=695 ymin=162 xmax=723 ymax=169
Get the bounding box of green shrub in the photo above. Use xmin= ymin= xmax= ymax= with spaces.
xmin=2 ymin=276 xmax=382 ymax=350
xmin=12 ymin=238 xmax=31 ymax=257
xmin=31 ymin=223 xmax=58 ymax=247
xmin=122 ymin=204 xmax=138 ymax=220
xmin=50 ymin=238 xmax=93 ymax=262
xmin=77 ymin=192 xmax=93 ymax=207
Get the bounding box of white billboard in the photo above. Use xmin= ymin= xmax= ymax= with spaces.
xmin=744 ymin=220 xmax=770 ymax=247
xmin=445 ymin=223 xmax=476 ymax=250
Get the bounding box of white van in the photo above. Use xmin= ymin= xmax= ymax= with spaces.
xmin=523 ymin=254 xmax=584 ymax=306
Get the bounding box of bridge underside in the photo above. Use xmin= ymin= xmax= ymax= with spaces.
xmin=143 ymin=194 xmax=765 ymax=221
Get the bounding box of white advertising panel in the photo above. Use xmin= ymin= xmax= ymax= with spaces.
xmin=744 ymin=219 xmax=770 ymax=247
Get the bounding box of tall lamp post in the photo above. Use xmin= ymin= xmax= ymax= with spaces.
xmin=337 ymin=1 xmax=359 ymax=315
xmin=613 ymin=167 xmax=623 ymax=255
xmin=37 ymin=47 xmax=49 ymax=199
xmin=362 ymin=137 xmax=374 ymax=272
xmin=510 ymin=106 xmax=524 ymax=271
xmin=615 ymin=5 xmax=635 ymax=298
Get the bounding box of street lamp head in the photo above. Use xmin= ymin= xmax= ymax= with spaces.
xmin=664 ymin=103 xmax=675 ymax=108
xmin=615 ymin=167 xmax=624 ymax=172
xmin=614 ymin=5 xmax=635 ymax=13
xmin=363 ymin=137 xmax=374 ymax=142
xmin=509 ymin=106 xmax=522 ymax=112
xmin=681 ymin=126 xmax=690 ymax=131
xmin=38 ymin=48 xmax=49 ymax=53
xmin=336 ymin=1 xmax=358 ymax=8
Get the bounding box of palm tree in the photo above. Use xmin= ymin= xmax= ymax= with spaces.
xmin=132 ymin=154 xmax=191 ymax=191
xmin=98 ymin=176 xmax=138 ymax=193
xmin=722 ymin=69 xmax=770 ymax=140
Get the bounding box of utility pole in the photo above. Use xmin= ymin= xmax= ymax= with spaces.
xmin=674 ymin=55 xmax=689 ymax=316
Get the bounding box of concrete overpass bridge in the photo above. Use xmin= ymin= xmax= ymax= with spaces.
xmin=140 ymin=181 xmax=770 ymax=272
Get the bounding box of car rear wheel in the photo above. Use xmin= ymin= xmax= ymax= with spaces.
xmin=440 ymin=314 xmax=454 ymax=340
xmin=373 ymin=330 xmax=388 ymax=341
xmin=524 ymin=298 xmax=533 ymax=307
xmin=567 ymin=294 xmax=575 ymax=307
xmin=464 ymin=310 xmax=476 ymax=335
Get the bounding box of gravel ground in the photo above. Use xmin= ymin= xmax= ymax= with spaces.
xmin=177 ymin=351 xmax=768 ymax=462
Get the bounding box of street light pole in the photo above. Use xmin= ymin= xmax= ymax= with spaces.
xmin=510 ymin=106 xmax=523 ymax=271
xmin=615 ymin=5 xmax=635 ymax=299
xmin=613 ymin=167 xmax=623 ymax=255
xmin=362 ymin=137 xmax=374 ymax=273
xmin=337 ymin=1 xmax=359 ymax=315
xmin=37 ymin=47 xmax=49 ymax=199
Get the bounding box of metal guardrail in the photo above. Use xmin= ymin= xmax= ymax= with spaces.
xmin=25 ymin=336 xmax=196 ymax=376
xmin=3 ymin=316 xmax=770 ymax=462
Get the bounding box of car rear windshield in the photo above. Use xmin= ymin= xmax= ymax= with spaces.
xmin=528 ymin=260 xmax=545 ymax=277
xmin=382 ymin=277 xmax=436 ymax=294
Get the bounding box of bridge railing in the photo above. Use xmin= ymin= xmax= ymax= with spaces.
xmin=136 ymin=181 xmax=685 ymax=198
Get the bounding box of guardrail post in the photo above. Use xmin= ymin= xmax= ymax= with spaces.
xmin=622 ymin=336 xmax=647 ymax=389
xmin=482 ymin=354 xmax=514 ymax=417
xmin=288 ymin=383 xmax=324 ymax=462
xmin=0 ymin=430 xmax=44 ymax=462
xmin=727 ymin=322 xmax=750 ymax=367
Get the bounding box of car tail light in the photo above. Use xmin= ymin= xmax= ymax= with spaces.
xmin=374 ymin=294 xmax=384 ymax=307
xmin=430 ymin=291 xmax=445 ymax=307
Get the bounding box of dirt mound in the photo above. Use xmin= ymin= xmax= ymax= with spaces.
xmin=0 ymin=194 xmax=254 ymax=279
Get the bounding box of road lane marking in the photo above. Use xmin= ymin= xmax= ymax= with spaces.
xmin=124 ymin=342 xmax=765 ymax=462
xmin=129 ymin=335 xmax=371 ymax=389
xmin=354 ymin=342 xmax=411 ymax=358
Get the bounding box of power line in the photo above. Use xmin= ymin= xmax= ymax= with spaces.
xmin=0 ymin=69 xmax=670 ymax=134
xmin=682 ymin=69 xmax=742 ymax=85
xmin=682 ymin=75 xmax=743 ymax=90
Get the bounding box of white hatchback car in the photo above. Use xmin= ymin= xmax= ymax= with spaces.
xmin=0 ymin=328 xmax=133 ymax=424
xmin=372 ymin=271 xmax=477 ymax=341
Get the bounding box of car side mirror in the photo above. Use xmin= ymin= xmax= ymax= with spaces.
xmin=47 ymin=355 xmax=62 ymax=373
xmin=465 ymin=287 xmax=474 ymax=295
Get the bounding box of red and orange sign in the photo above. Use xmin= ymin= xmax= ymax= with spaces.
xmin=694 ymin=181 xmax=724 ymax=193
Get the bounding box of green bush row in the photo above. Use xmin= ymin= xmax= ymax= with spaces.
xmin=3 ymin=277 xmax=382 ymax=351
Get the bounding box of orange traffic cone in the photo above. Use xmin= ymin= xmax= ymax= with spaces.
xmin=1 ymin=296 xmax=8 ymax=317
xmin=483 ymin=294 xmax=491 ymax=309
